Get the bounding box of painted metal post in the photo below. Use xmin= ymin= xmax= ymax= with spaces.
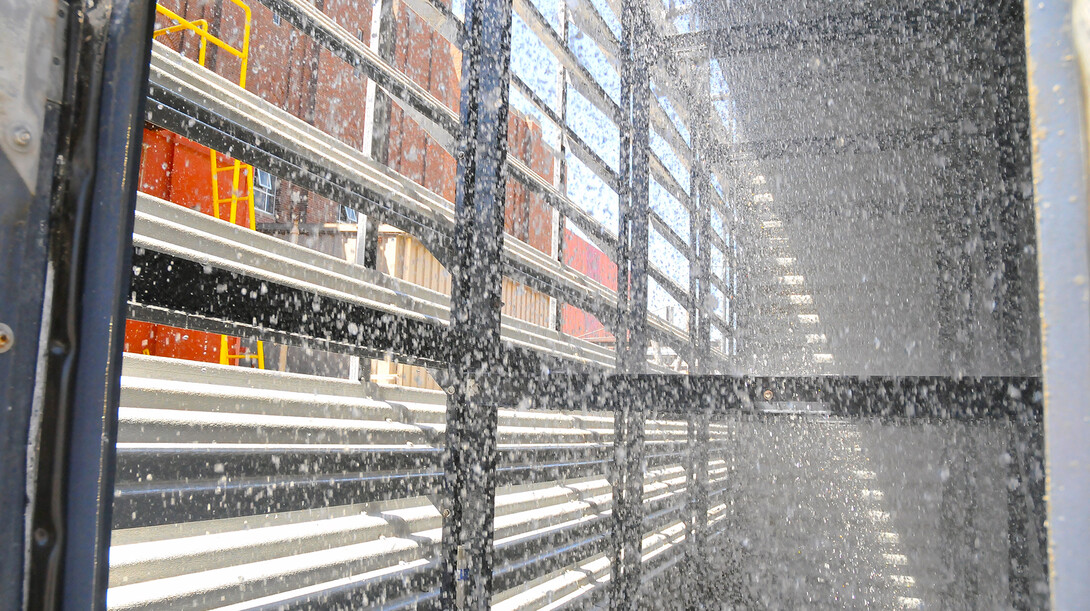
xmin=553 ymin=0 xmax=569 ymax=335
xmin=358 ymin=0 xmax=395 ymax=272
xmin=685 ymin=123 xmax=712 ymax=609
xmin=440 ymin=0 xmax=513 ymax=605
xmin=612 ymin=0 xmax=651 ymax=606
xmin=683 ymin=371 xmax=710 ymax=605
xmin=1006 ymin=393 xmax=1048 ymax=609
xmin=350 ymin=0 xmax=396 ymax=383
xmin=688 ymin=79 xmax=713 ymax=373
xmin=1024 ymin=0 xmax=1090 ymax=607
xmin=683 ymin=58 xmax=714 ymax=602
xmin=732 ymin=201 xmax=745 ymax=363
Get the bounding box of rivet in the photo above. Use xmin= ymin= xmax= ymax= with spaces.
xmin=762 ymin=389 xmax=774 ymax=401
xmin=12 ymin=127 xmax=32 ymax=149
xmin=0 ymin=323 xmax=13 ymax=353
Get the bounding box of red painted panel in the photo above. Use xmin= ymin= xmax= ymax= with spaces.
xmin=561 ymin=305 xmax=613 ymax=343
xmin=124 ymin=126 xmax=252 ymax=364
xmin=560 ymin=230 xmax=616 ymax=342
xmin=563 ymin=229 xmax=617 ymax=290
xmin=138 ymin=127 xmax=175 ymax=199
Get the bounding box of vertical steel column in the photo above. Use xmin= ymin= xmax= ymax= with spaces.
xmin=440 ymin=0 xmax=513 ymax=605
xmin=732 ymin=201 xmax=746 ymax=362
xmin=684 ymin=123 xmax=712 ymax=606
xmin=687 ymin=69 xmax=713 ymax=373
xmin=350 ymin=0 xmax=396 ymax=382
xmin=553 ymin=0 xmax=569 ymax=334
xmin=612 ymin=0 xmax=651 ymax=607
xmin=615 ymin=0 xmax=651 ymax=373
xmin=683 ymin=374 xmax=710 ymax=606
xmin=1024 ymin=0 xmax=1090 ymax=606
xmin=721 ymin=240 xmax=730 ymax=355
xmin=991 ymin=0 xmax=1039 ymax=376
xmin=360 ymin=0 xmax=395 ymax=272
xmin=1006 ymin=394 xmax=1048 ymax=609
xmin=938 ymin=428 xmax=981 ymax=602
xmin=688 ymin=158 xmax=706 ymax=368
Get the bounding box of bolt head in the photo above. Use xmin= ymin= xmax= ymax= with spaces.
xmin=12 ymin=127 xmax=32 ymax=148
xmin=762 ymin=389 xmax=774 ymax=401
xmin=0 ymin=323 xmax=13 ymax=353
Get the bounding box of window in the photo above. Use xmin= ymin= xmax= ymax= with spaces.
xmin=253 ymin=169 xmax=276 ymax=215
xmin=338 ymin=204 xmax=358 ymax=223
xmin=272 ymin=12 xmax=281 ymax=25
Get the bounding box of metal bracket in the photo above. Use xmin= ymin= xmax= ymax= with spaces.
xmin=0 ymin=0 xmax=64 ymax=193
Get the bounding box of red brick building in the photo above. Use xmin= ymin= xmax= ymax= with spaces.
xmin=126 ymin=0 xmax=616 ymax=379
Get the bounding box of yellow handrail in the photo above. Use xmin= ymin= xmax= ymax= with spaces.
xmin=154 ymin=18 xmax=208 ymax=36
xmin=152 ymin=3 xmax=250 ymax=87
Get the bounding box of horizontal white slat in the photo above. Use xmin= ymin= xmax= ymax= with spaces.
xmin=107 ymin=348 xmax=725 ymax=608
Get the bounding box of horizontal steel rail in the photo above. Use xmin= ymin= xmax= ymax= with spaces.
xmin=531 ymin=374 xmax=1044 ymax=420
xmin=144 ymin=48 xmax=698 ymax=356
xmin=649 ymin=209 xmax=692 ymax=260
xmin=130 ymin=193 xmax=622 ymax=369
xmin=649 ymin=153 xmax=691 ymax=209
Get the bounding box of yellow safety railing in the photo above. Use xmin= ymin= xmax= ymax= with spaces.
xmin=153 ymin=2 xmax=265 ymax=369
xmin=152 ymin=3 xmax=250 ymax=87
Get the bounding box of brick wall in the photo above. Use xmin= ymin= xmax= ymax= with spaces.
xmin=134 ymin=0 xmax=578 ymax=382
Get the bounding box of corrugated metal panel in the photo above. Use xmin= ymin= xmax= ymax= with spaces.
xmin=106 ymin=354 xmax=731 ymax=609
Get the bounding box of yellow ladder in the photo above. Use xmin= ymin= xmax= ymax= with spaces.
xmin=153 ymin=1 xmax=265 ymax=369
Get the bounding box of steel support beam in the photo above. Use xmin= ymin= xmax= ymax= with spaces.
xmin=612 ymin=0 xmax=652 ymax=607
xmin=440 ymin=0 xmax=514 ymax=605
xmin=682 ymin=59 xmax=715 ymax=599
xmin=666 ymin=8 xmax=961 ymax=60
xmin=554 ymin=0 xmax=570 ymax=337
xmin=688 ymin=134 xmax=713 ymax=369
xmin=349 ymin=0 xmax=397 ymax=383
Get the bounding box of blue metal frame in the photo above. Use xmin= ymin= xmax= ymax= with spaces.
xmin=0 ymin=0 xmax=157 ymax=609
xmin=32 ymin=1 xmax=156 ymax=608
